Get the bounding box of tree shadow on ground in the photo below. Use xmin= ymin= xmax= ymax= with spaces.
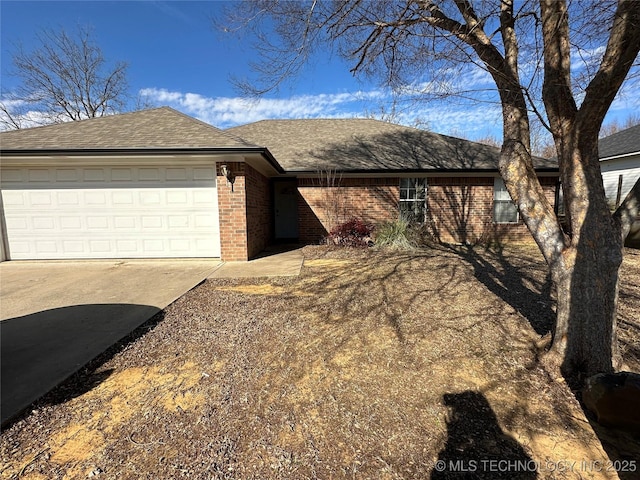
xmin=1 ymin=305 xmax=165 ymax=428
xmin=431 ymin=390 xmax=537 ymax=479
xmin=450 ymin=245 xmax=555 ymax=337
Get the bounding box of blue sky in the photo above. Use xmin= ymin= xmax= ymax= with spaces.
xmin=1 ymin=1 xmax=638 ymax=140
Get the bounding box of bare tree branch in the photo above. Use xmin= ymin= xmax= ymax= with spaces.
xmin=578 ymin=0 xmax=640 ymax=133
xmin=2 ymin=25 xmax=129 ymax=128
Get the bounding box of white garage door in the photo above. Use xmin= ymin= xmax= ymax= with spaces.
xmin=0 ymin=165 xmax=220 ymax=259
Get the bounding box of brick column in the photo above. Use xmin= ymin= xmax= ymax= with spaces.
xmin=217 ymin=162 xmax=249 ymax=261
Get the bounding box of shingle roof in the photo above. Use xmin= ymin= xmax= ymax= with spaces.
xmin=0 ymin=107 xmax=254 ymax=151
xmin=227 ymin=118 xmax=557 ymax=172
xmin=599 ymin=124 xmax=640 ymax=159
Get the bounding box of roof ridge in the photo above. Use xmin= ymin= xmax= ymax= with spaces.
xmin=160 ymin=107 xmax=256 ymax=146
xmin=0 ymin=106 xmax=255 ymax=150
xmin=600 ymin=123 xmax=640 ymax=141
xmin=0 ymin=106 xmax=177 ymax=135
xmin=228 ymin=117 xmax=504 ymax=151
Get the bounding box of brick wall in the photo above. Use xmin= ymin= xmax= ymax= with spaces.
xmin=297 ymin=177 xmax=399 ymax=243
xmin=426 ymin=177 xmax=494 ymax=244
xmin=245 ymin=164 xmax=272 ymax=258
xmin=426 ymin=176 xmax=558 ymax=244
xmin=218 ymin=169 xmax=559 ymax=258
xmin=217 ymin=162 xmax=273 ymax=261
xmin=217 ymin=162 xmax=248 ymax=261
xmin=296 ymin=175 xmax=558 ymax=245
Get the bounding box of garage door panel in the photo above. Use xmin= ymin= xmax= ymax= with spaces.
xmin=32 ymin=216 xmax=55 ymax=230
xmin=1 ymin=169 xmax=23 ymax=183
xmin=114 ymin=216 xmax=137 ymax=229
xmin=193 ymin=167 xmax=216 ymax=180
xmin=166 ymin=168 xmax=188 ymax=181
xmin=56 ymin=169 xmax=79 ymax=182
xmin=112 ymin=191 xmax=135 ymax=205
xmin=62 ymin=240 xmax=84 ymax=253
xmin=4 ymin=231 xmax=219 ymax=259
xmin=1 ymin=165 xmax=220 ymax=259
xmin=61 ymin=216 xmax=82 ymax=229
xmin=2 ymin=191 xmax=24 ymax=206
xmin=5 ymin=217 xmax=28 ymax=230
xmin=58 ymin=191 xmax=81 ymax=205
xmin=28 ymin=169 xmax=51 ymax=182
xmin=84 ymin=169 xmax=106 ymax=182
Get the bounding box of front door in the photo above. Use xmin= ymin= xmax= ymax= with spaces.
xmin=274 ymin=180 xmax=298 ymax=240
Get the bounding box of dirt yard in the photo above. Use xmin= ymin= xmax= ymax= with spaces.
xmin=1 ymin=245 xmax=639 ymax=480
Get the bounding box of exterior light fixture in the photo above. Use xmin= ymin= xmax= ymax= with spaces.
xmin=219 ymin=164 xmax=236 ymax=191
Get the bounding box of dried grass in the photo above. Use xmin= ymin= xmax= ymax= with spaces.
xmin=1 ymin=246 xmax=639 ymax=479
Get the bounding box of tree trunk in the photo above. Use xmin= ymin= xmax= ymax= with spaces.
xmin=542 ymin=129 xmax=625 ymax=382
xmin=548 ymin=237 xmax=623 ymax=382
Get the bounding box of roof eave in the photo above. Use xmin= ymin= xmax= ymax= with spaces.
xmin=0 ymin=146 xmax=286 ymax=174
xmin=599 ymin=150 xmax=640 ymax=162
xmin=285 ymin=167 xmax=559 ymax=176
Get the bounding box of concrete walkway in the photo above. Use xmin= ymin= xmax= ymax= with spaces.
xmin=208 ymin=247 xmax=304 ymax=278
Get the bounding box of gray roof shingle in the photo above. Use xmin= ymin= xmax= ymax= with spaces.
xmin=599 ymin=124 xmax=640 ymax=159
xmin=0 ymin=107 xmax=254 ymax=151
xmin=227 ymin=118 xmax=556 ymax=172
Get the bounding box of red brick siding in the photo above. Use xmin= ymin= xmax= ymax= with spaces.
xmin=427 ymin=176 xmax=558 ymax=244
xmin=297 ymin=175 xmax=558 ymax=245
xmin=426 ymin=177 xmax=493 ymax=244
xmin=297 ymin=178 xmax=399 ymax=243
xmin=217 ymin=162 xmax=248 ymax=261
xmin=217 ymin=162 xmax=272 ymax=261
xmin=245 ymin=164 xmax=272 ymax=258
xmin=219 ymin=169 xmax=558 ymax=258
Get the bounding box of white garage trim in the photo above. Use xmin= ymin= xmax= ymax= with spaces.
xmin=0 ymin=164 xmax=220 ymax=259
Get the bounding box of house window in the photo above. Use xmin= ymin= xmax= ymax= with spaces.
xmin=493 ymin=177 xmax=519 ymax=224
xmin=399 ymin=178 xmax=426 ymax=223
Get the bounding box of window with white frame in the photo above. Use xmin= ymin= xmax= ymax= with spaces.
xmin=399 ymin=178 xmax=426 ymax=223
xmin=493 ymin=177 xmax=519 ymax=224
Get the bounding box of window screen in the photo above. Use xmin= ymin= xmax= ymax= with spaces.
xmin=399 ymin=178 xmax=426 ymax=223
xmin=493 ymin=177 xmax=519 ymax=224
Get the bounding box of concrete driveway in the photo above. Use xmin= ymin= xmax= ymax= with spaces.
xmin=0 ymin=259 xmax=221 ymax=425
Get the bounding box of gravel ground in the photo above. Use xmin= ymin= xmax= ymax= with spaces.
xmin=1 ymin=245 xmax=639 ymax=480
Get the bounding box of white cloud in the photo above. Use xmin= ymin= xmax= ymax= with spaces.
xmin=138 ymin=87 xmax=387 ymax=128
xmin=0 ymin=98 xmax=60 ymax=130
xmin=395 ymin=101 xmax=503 ymax=138
xmin=137 ymin=86 xmax=507 ymax=140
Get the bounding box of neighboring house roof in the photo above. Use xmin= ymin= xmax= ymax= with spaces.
xmin=599 ymin=124 xmax=640 ymax=159
xmin=0 ymin=106 xmax=254 ymax=151
xmin=227 ymin=118 xmax=557 ymax=173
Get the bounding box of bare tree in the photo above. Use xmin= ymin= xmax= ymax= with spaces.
xmin=315 ymin=167 xmax=348 ymax=230
xmin=475 ymin=135 xmax=501 ymax=148
xmin=222 ymin=0 xmax=640 ymax=382
xmin=0 ymin=26 xmax=129 ymax=129
xmin=362 ymin=94 xmax=431 ymax=129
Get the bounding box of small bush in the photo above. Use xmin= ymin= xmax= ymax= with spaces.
xmin=326 ymin=217 xmax=374 ymax=247
xmin=375 ymin=218 xmax=416 ymax=250
xmin=374 ymin=219 xmax=441 ymax=250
